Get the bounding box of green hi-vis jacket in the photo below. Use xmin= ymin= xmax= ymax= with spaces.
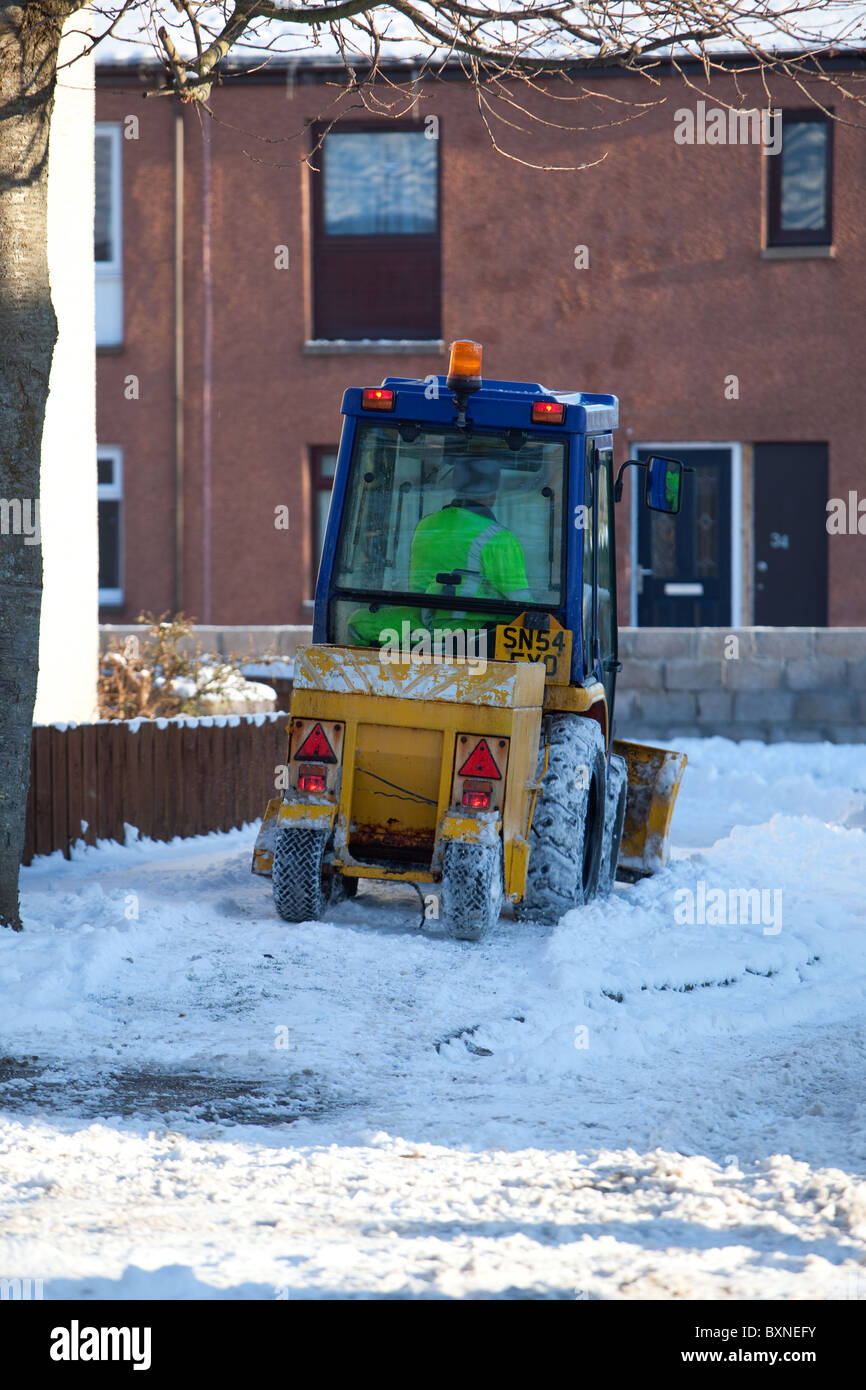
xmin=348 ymin=501 xmax=531 ymax=646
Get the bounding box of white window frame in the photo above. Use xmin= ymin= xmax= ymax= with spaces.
xmin=98 ymin=446 xmax=123 ymax=607
xmin=95 ymin=123 xmax=123 ymax=347
xmin=629 ymin=442 xmax=742 ymax=626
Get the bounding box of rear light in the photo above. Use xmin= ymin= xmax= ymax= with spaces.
xmin=298 ymin=766 xmax=327 ymax=793
xmin=531 ymin=400 xmax=565 ymax=424
xmin=462 ymin=781 xmax=491 ymax=810
xmin=362 ymin=388 xmax=395 ymax=411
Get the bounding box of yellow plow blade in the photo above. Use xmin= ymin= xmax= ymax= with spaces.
xmin=251 ymin=797 xmax=281 ymax=876
xmin=612 ymin=740 xmax=688 ymax=881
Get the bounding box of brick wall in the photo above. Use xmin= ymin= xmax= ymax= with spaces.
xmin=98 ymin=63 xmax=866 ymax=628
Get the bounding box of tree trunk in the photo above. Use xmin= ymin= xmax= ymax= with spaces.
xmin=0 ymin=2 xmax=78 ymax=929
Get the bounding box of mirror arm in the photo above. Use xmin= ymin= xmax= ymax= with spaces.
xmin=613 ymin=458 xmax=642 ymax=503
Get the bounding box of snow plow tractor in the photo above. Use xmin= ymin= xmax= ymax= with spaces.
xmin=253 ymin=341 xmax=689 ymax=939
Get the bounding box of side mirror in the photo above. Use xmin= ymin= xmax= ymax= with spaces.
xmin=645 ymin=455 xmax=684 ymax=514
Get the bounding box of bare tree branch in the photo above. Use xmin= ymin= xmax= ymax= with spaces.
xmin=89 ymin=4 xmax=866 ymax=138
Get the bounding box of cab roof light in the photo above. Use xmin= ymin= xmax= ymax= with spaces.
xmin=446 ymin=340 xmax=483 ymax=396
xmin=362 ymin=388 xmax=395 ymax=411
xmin=531 ymin=400 xmax=565 ymax=425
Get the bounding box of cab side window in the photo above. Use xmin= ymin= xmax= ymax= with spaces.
xmin=582 ymin=441 xmax=594 ymax=675
xmin=596 ymin=446 xmax=616 ymax=673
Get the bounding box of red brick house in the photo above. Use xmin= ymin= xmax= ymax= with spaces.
xmin=95 ymin=55 xmax=866 ymax=628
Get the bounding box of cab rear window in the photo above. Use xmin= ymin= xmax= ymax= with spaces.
xmin=333 ymin=424 xmax=566 ymax=611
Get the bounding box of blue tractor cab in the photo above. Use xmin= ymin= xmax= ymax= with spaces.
xmin=314 ymin=343 xmax=683 ymax=741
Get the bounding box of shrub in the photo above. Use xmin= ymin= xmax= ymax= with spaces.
xmin=98 ymin=613 xmax=269 ymax=720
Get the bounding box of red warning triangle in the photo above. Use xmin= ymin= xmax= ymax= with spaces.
xmin=457 ymin=738 xmax=501 ymax=780
xmin=293 ymin=722 xmax=337 ymax=763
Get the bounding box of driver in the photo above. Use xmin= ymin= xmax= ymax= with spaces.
xmin=346 ymin=455 xmax=531 ymax=647
xmin=409 ymin=456 xmax=532 ymax=611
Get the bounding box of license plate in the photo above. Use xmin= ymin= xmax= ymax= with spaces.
xmin=494 ymin=620 xmax=572 ymax=683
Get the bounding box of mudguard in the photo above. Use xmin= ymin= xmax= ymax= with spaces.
xmin=251 ymin=797 xmax=337 ymax=876
xmin=251 ymin=797 xmax=281 ymax=875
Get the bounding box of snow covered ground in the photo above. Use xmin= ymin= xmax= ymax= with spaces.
xmin=2 ymin=737 xmax=866 ymax=1300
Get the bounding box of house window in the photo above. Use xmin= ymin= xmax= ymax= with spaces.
xmin=98 ymin=447 xmax=123 ymax=606
xmin=311 ymin=447 xmax=338 ymax=589
xmin=312 ymin=124 xmax=441 ymax=340
xmin=767 ymin=112 xmax=833 ymax=247
xmin=95 ymin=124 xmax=123 ymax=345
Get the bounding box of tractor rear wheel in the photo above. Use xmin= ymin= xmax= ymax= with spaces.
xmin=598 ymin=753 xmax=628 ymax=896
xmin=272 ymin=828 xmax=327 ymax=923
xmin=518 ymin=714 xmax=607 ymax=924
xmin=441 ymin=838 xmax=503 ymax=942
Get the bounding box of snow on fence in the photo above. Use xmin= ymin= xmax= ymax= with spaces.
xmin=23 ymin=714 xmax=289 ymax=865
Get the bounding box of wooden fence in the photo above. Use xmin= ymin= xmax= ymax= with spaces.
xmin=23 ymin=715 xmax=289 ymax=865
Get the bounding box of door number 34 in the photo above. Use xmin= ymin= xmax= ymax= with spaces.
xmin=769 ymin=532 xmax=790 ymax=549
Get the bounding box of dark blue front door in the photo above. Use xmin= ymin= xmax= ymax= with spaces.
xmin=636 ymin=446 xmax=732 ymax=627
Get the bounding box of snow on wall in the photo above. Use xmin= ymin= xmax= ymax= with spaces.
xmin=34 ymin=15 xmax=98 ymax=725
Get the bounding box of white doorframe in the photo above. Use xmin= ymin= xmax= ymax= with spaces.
xmin=629 ymin=442 xmax=742 ymax=626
